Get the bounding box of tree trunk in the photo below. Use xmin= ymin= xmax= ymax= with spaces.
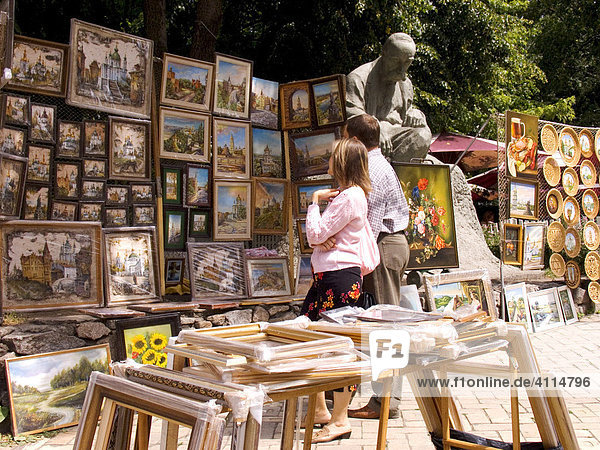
xmin=190 ymin=0 xmax=223 ymax=62
xmin=143 ymin=0 xmax=168 ymax=57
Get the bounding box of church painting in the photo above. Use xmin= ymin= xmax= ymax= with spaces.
xmin=108 ymin=117 xmax=151 ymax=181
xmin=164 ymin=209 xmax=185 ymax=250
xmin=213 ymin=118 xmax=250 ymax=179
xmin=2 ymin=93 xmax=30 ymax=127
xmin=0 ymin=221 xmax=103 ymax=311
xmin=287 ymin=127 xmax=339 ymax=178
xmin=253 ymin=178 xmax=287 ymax=234
xmin=251 ymin=77 xmax=278 ymax=129
xmin=280 ymin=81 xmax=312 ymax=130
xmin=22 ymin=184 xmax=49 ymax=220
xmin=213 ymin=180 xmax=252 ymax=241
xmin=213 ymin=53 xmax=252 ymax=120
xmin=186 ymin=164 xmax=210 ymax=207
xmin=54 ymin=162 xmax=80 ymax=200
xmin=56 ymin=121 xmax=82 ymax=158
xmin=159 ymin=107 xmax=210 ymax=163
xmin=252 ymin=127 xmax=283 ymax=178
xmin=8 ymin=35 xmax=69 ymax=97
xmin=160 ymin=53 xmax=214 ymax=112
xmin=0 ymin=126 xmax=26 ymax=157
xmin=83 ymin=121 xmax=107 ymax=156
xmin=67 ymin=19 xmax=153 ymax=119
xmin=104 ymin=207 xmax=128 ymax=227
xmin=26 ymin=145 xmax=51 ymax=183
xmin=0 ymin=153 xmax=26 ymax=219
xmin=29 ymin=103 xmax=56 ymax=144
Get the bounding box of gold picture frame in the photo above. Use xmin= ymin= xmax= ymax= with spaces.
xmin=502 ymin=222 xmax=523 ymax=266
xmin=160 ymin=53 xmax=214 ymax=112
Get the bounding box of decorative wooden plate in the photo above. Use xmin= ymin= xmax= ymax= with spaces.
xmin=585 ymin=251 xmax=600 ymax=281
xmin=565 ymin=260 xmax=581 ymax=289
xmin=580 ymin=159 xmax=596 ymax=188
xmin=579 ymin=129 xmax=594 ymax=158
xmin=563 ymin=196 xmax=580 ymax=226
xmin=549 ymin=253 xmax=566 ymax=277
xmin=543 ymin=157 xmax=561 ymax=186
xmin=540 ymin=124 xmax=559 ymax=155
xmin=562 ymin=167 xmax=579 ymax=196
xmin=564 ymin=226 xmax=581 ymax=258
xmin=545 ymin=188 xmax=563 ymax=219
xmin=596 ymin=132 xmax=600 ymax=162
xmin=559 ymin=127 xmax=581 ymax=167
xmin=547 ymin=221 xmax=565 ymax=252
xmin=583 ymin=220 xmax=600 ymax=251
xmin=581 ymin=189 xmax=599 ymax=219
xmin=588 ymin=281 xmax=600 ymax=302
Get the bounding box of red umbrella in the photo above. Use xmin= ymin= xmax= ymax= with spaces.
xmin=429 ymin=132 xmax=503 ymax=172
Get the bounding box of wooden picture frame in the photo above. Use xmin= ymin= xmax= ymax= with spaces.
xmin=9 ymin=35 xmax=69 ymax=97
xmin=165 ymin=258 xmax=186 ymax=286
xmin=108 ymin=116 xmax=151 ymax=181
xmin=424 ymin=269 xmax=496 ymax=319
xmin=508 ymin=178 xmax=539 ymax=220
xmin=505 ymin=110 xmax=538 ymax=177
xmin=187 ymin=242 xmax=246 ymax=300
xmin=503 ymin=282 xmax=532 ymax=331
xmin=292 ymin=179 xmax=335 ymax=218
xmin=245 ymin=256 xmax=292 ymax=298
xmin=162 ymin=167 xmax=181 ymax=205
xmin=0 ymin=0 xmax=15 ymax=89
xmin=522 ymin=222 xmax=545 ymax=270
xmin=50 ymin=200 xmax=78 ymax=221
xmin=502 ymin=222 xmax=522 ymax=266
xmin=213 ymin=179 xmax=252 ymax=241
xmin=5 ymin=344 xmax=110 ymax=435
xmin=159 ymin=106 xmax=210 ymax=163
xmin=82 ymin=158 xmax=107 ymax=179
xmin=82 ymin=120 xmax=107 ymax=157
xmin=251 ymin=77 xmax=279 ymax=129
xmin=212 ymin=117 xmax=250 ymax=179
xmin=310 ymin=75 xmax=346 ymax=128
xmin=188 ymin=209 xmax=210 ymax=238
xmin=0 ymin=125 xmax=26 ymax=157
xmin=130 ymin=182 xmax=155 ymax=204
xmin=79 ymin=201 xmax=103 ymax=222
xmin=56 ymin=120 xmax=82 ymax=159
xmin=164 ymin=209 xmax=186 ymax=250
xmin=286 ymin=127 xmax=339 ymax=179
xmin=1 ymin=92 xmax=30 ymax=127
xmin=253 ymin=177 xmax=287 ymax=234
xmin=280 ymin=80 xmax=312 ymax=130
xmin=26 ymin=144 xmax=51 ymax=183
xmin=0 ymin=220 xmax=103 ymax=311
xmin=557 ymin=285 xmax=577 ymax=325
xmin=0 ymin=152 xmax=27 ymax=220
xmin=104 ymin=206 xmax=129 ymax=228
xmin=106 ymin=185 xmax=131 ymax=205
xmin=53 ymin=161 xmax=80 ymax=200
xmin=296 ymin=219 xmax=312 ymax=254
xmin=186 ymin=164 xmax=210 ymax=207
xmin=528 ymin=287 xmax=564 ymax=332
xmin=132 ymin=204 xmax=156 ymax=226
xmin=80 ymin=179 xmax=106 ymax=202
xmin=67 ymin=19 xmax=153 ymax=119
xmin=103 ymin=226 xmax=160 ymax=306
xmin=252 ymin=127 xmax=284 ymax=178
xmin=212 ymin=52 xmax=253 ymax=120
xmin=160 ymin=53 xmax=214 ymax=112
xmin=22 ymin=183 xmax=50 ymax=220
xmin=114 ymin=313 xmax=181 ymax=364
xmin=29 ymin=103 xmax=56 ymax=144
xmin=295 ymin=254 xmax=312 ymax=296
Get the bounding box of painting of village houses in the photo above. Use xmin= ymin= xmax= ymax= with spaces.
xmin=213 ymin=53 xmax=252 ymax=119
xmin=0 ymin=222 xmax=103 ymax=310
xmin=109 ymin=118 xmax=150 ymax=181
xmin=161 ymin=53 xmax=213 ymax=112
xmin=9 ymin=36 xmax=69 ymax=96
xmin=312 ymin=77 xmax=344 ymax=127
xmin=159 ymin=108 xmax=209 ymax=163
xmin=22 ymin=185 xmax=49 ymax=220
xmin=253 ymin=178 xmax=286 ymax=234
xmin=0 ymin=155 xmax=26 ymax=219
xmin=0 ymin=126 xmax=25 ymax=156
xmin=214 ymin=181 xmax=251 ymax=240
xmin=288 ymin=128 xmax=338 ymax=178
xmin=29 ymin=103 xmax=55 ymax=143
xmin=186 ymin=165 xmax=210 ymax=207
xmin=67 ymin=19 xmax=153 ymax=118
xmin=213 ymin=119 xmax=249 ymax=178
xmin=252 ymin=128 xmax=283 ymax=178
xmin=251 ymin=77 xmax=278 ymax=129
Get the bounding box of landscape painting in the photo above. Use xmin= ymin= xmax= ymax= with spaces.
xmin=79 ymin=202 xmax=102 ymax=222
xmin=104 ymin=207 xmax=128 ymax=227
xmin=56 ymin=121 xmax=82 ymax=158
xmin=214 ymin=180 xmax=252 ymax=241
xmin=293 ymin=180 xmax=334 ymax=217
xmin=213 ymin=53 xmax=252 ymax=119
xmin=82 ymin=121 xmax=106 ymax=156
xmin=26 ymin=145 xmax=51 ymax=183
xmin=288 ymin=128 xmax=338 ymax=178
xmin=311 ymin=76 xmax=345 ymax=127
xmin=82 ymin=159 xmax=106 ymax=179
xmin=2 ymin=93 xmax=30 ymax=127
xmin=22 ymin=184 xmax=49 ymax=220
xmin=0 ymin=126 xmax=26 ymax=156
xmin=159 ymin=107 xmax=210 ymax=163
xmin=131 ymin=183 xmax=154 ymax=203
xmin=0 ymin=221 xmax=103 ymax=310
xmin=106 ymin=185 xmax=130 ymax=205
xmin=504 ymin=282 xmax=532 ymax=330
xmin=509 ymin=179 xmax=538 ymax=220
xmin=280 ymin=81 xmax=312 ymax=130
xmin=295 ymin=255 xmax=312 ymax=296
xmin=251 ymin=77 xmax=278 ymax=129
xmin=189 ymin=209 xmax=210 ymax=238
xmin=54 ymin=162 xmax=80 ymax=200
xmin=133 ymin=205 xmax=155 ymax=226
xmin=164 ymin=209 xmax=185 ymax=249
xmin=115 ymin=314 xmax=180 ymax=364
xmin=213 ymin=118 xmax=250 ymax=179
xmin=252 ymin=127 xmax=283 ymax=178
xmin=0 ymin=153 xmax=27 ymax=220
xmin=29 ymin=103 xmax=56 ymax=144
xmin=186 ymin=164 xmax=210 ymax=207
xmin=81 ymin=180 xmax=105 ymax=201
xmin=160 ymin=53 xmax=213 ymax=112
xmin=67 ymin=19 xmax=153 ymax=119
xmin=165 ymin=258 xmax=184 ymax=285
xmin=253 ymin=178 xmax=287 ymax=234
xmin=50 ymin=201 xmax=77 ymax=221
xmin=245 ymin=257 xmax=291 ymax=297
xmin=428 ymin=280 xmax=485 ymax=314
xmin=108 ymin=117 xmax=151 ymax=181
xmin=528 ymin=288 xmax=564 ymax=332
xmin=5 ymin=344 xmax=111 ymax=435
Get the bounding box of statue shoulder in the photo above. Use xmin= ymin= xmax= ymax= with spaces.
xmin=347 ymin=60 xmax=378 ymax=85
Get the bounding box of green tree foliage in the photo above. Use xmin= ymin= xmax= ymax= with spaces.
xmin=49 ymin=356 xmax=109 ymax=389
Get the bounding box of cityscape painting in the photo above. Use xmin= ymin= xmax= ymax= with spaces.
xmin=253 ymin=178 xmax=287 ymax=234
xmin=22 ymin=184 xmax=49 ymax=220
xmin=0 ymin=126 xmax=26 ymax=157
xmin=287 ymin=128 xmax=339 ymax=178
xmin=213 ymin=118 xmax=250 ymax=179
xmin=213 ymin=53 xmax=252 ymax=119
xmin=108 ymin=117 xmax=151 ymax=181
xmin=0 ymin=153 xmax=27 ymax=220
xmin=245 ymin=257 xmax=291 ymax=297
xmin=251 ymin=77 xmax=278 ymax=129
xmin=252 ymin=127 xmax=283 ymax=178
xmin=213 ymin=180 xmax=251 ymax=241
xmin=186 ymin=164 xmax=210 ymax=207
xmin=160 ymin=53 xmax=213 ymax=112
xmin=159 ymin=107 xmax=209 ymax=163
xmin=311 ymin=76 xmax=345 ymax=127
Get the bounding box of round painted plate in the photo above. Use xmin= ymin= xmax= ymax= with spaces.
xmin=564 ymin=226 xmax=581 ymax=258
xmin=584 ymin=220 xmax=600 ymax=251
xmin=580 ymin=159 xmax=596 ymax=188
xmin=549 ymin=253 xmax=566 ymax=277
xmin=547 ymin=221 xmax=565 ymax=252
xmin=562 ymin=167 xmax=579 ymax=196
xmin=585 ymin=251 xmax=600 ymax=281
xmin=559 ymin=127 xmax=581 ymax=167
xmin=582 ymin=189 xmax=599 ymax=219
xmin=543 ymin=157 xmax=561 ymax=186
xmin=563 ymin=196 xmax=580 ymax=226
xmin=596 ymin=132 xmax=600 ymax=161
xmin=565 ymin=260 xmax=581 ymax=289
xmin=545 ymin=188 xmax=564 ymax=219
xmin=579 ymin=129 xmax=594 ymax=158
xmin=588 ymin=281 xmax=600 ymax=302
xmin=540 ymin=124 xmax=559 ymax=155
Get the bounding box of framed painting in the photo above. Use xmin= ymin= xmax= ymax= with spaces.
xmin=295 ymin=254 xmax=312 ymax=296
xmin=245 ymin=257 xmax=291 ymax=298
xmin=26 ymin=144 xmax=51 ymax=183
xmin=114 ymin=313 xmax=180 ymax=365
xmin=286 ymin=127 xmax=340 ymax=179
xmin=106 ymin=185 xmax=130 ymax=206
xmin=5 ymin=344 xmax=110 ymax=436
xmin=253 ymin=177 xmax=287 ymax=234
xmin=393 ymin=163 xmax=458 ymax=270
xmin=160 ymin=53 xmax=214 ymax=112
xmin=164 ymin=209 xmax=186 ymax=250
xmin=54 ymin=161 xmax=80 ymax=200
xmin=188 ymin=209 xmax=210 ymax=238
xmin=8 ymin=35 xmax=69 ymax=97
xmin=522 ymin=222 xmax=545 ymax=270
xmin=0 ymin=221 xmax=103 ymax=311
xmin=131 ymin=183 xmax=155 ymax=203
xmin=0 ymin=152 xmax=27 ymax=220
xmin=104 ymin=206 xmax=129 ymax=228
xmin=213 ymin=180 xmax=252 ymax=241
xmin=67 ymin=19 xmax=153 ymax=119
xmin=557 ymin=285 xmax=577 ymax=325
xmin=187 ymin=242 xmax=246 ymax=300
xmin=528 ymin=287 xmax=564 ymax=332
xmin=50 ymin=200 xmax=78 ymax=221
xmin=310 ymin=75 xmax=345 ymax=128
xmin=162 ymin=167 xmax=181 ymax=205
xmin=213 ymin=117 xmax=250 ymax=179
xmin=103 ymin=226 xmax=160 ymax=305
xmin=22 ymin=184 xmax=49 ymax=220
xmin=280 ymin=81 xmax=312 ymax=130
xmin=213 ymin=53 xmax=252 ymax=120
xmin=505 ymin=110 xmax=538 ymax=177
xmin=108 ymin=117 xmax=151 ymax=181
xmin=296 ymin=219 xmax=312 ymax=254
xmin=186 ymin=164 xmax=210 ymax=207
xmin=79 ymin=202 xmax=103 ymax=222
xmin=502 ymin=222 xmax=522 ymax=266
xmin=29 ymin=103 xmax=56 ymax=144
xmin=424 ymin=269 xmax=496 ymax=319
xmin=82 ymin=120 xmax=107 ymax=157
xmin=81 ymin=180 xmax=105 ymax=202
xmin=503 ymin=282 xmax=532 ymax=331
xmin=0 ymin=126 xmax=26 ymax=157
xmin=508 ymin=178 xmax=538 ymax=220
xmin=82 ymin=158 xmax=107 ymax=179
xmin=2 ymin=93 xmax=30 ymax=127
xmin=165 ymin=258 xmax=185 ymax=286
xmin=293 ymin=179 xmax=335 ymax=218
xmin=56 ymin=121 xmax=82 ymax=159
xmin=159 ymin=107 xmax=210 ymax=163
xmin=252 ymin=127 xmax=284 ymax=178
xmin=0 ymin=0 xmax=14 ymax=89
xmin=251 ymin=77 xmax=279 ymax=129
xmin=132 ymin=204 xmax=155 ymax=226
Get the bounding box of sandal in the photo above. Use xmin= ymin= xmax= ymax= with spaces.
xmin=300 ymin=415 xmax=331 ymax=429
xmin=310 ymin=424 xmax=352 ymax=443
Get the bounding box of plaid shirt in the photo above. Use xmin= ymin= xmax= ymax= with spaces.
xmin=367 ymin=148 xmax=409 ymax=239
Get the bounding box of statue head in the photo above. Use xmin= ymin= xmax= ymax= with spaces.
xmin=380 ymin=33 xmax=416 ymax=82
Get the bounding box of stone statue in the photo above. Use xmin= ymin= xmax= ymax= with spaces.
xmin=346 ymin=33 xmax=431 ymax=161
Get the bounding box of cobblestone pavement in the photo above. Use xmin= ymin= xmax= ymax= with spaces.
xmin=11 ymin=315 xmax=600 ymax=449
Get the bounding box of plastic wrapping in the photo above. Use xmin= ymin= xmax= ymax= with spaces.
xmin=203 ymin=414 xmax=226 ymax=450
xmin=224 ymin=385 xmax=267 ymax=423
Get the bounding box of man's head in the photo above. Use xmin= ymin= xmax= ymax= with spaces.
xmin=343 ymin=114 xmax=380 ymax=150
xmin=381 ymin=33 xmax=416 ymax=82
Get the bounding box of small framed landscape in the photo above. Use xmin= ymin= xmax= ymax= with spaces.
xmin=253 ymin=177 xmax=287 ymax=234
xmin=132 ymin=204 xmax=155 ymax=226
xmin=104 ymin=206 xmax=129 ymax=228
xmin=159 ymin=107 xmax=210 ymax=163
xmin=557 ymin=285 xmax=577 ymax=325
xmin=82 ymin=120 xmax=107 ymax=157
xmin=108 ymin=117 xmax=151 ymax=181
xmin=522 ymin=222 xmax=545 ymax=270
xmin=29 ymin=103 xmax=56 ymax=144
xmin=503 ymin=282 xmax=532 ymax=331
xmin=295 ymin=255 xmax=312 ymax=296
xmin=251 ymin=77 xmax=279 ymax=129
xmin=165 ymin=258 xmax=185 ymax=286
xmin=50 ymin=201 xmax=77 ymax=221
xmin=22 ymin=184 xmax=49 ymax=220
xmin=213 ymin=180 xmax=252 ymax=241
xmin=164 ymin=209 xmax=186 ymax=250
xmin=0 ymin=126 xmax=26 ymax=157
xmin=131 ymin=183 xmax=155 ymax=203
xmin=293 ymin=179 xmax=334 ymax=218
xmin=79 ymin=202 xmax=103 ymax=222
xmin=287 ymin=128 xmax=339 ymax=179
xmin=252 ymin=127 xmax=284 ymax=178
xmin=188 ymin=209 xmax=210 ymax=238
xmin=161 ymin=53 xmax=214 ymax=112
xmin=245 ymin=257 xmax=291 ymax=298
xmin=0 ymin=152 xmax=27 ymax=220
xmin=528 ymin=287 xmax=564 ymax=332
xmin=213 ymin=53 xmax=252 ymax=120
xmin=280 ymin=81 xmax=312 ymax=130
xmin=162 ymin=167 xmax=181 ymax=205
xmin=80 ymin=179 xmax=105 ymax=202
xmin=186 ymin=164 xmax=210 ymax=207
xmin=54 ymin=162 xmax=80 ymax=200
xmin=310 ymin=75 xmax=345 ymax=128
xmin=106 ymin=185 xmax=130 ymax=205
xmin=2 ymin=93 xmax=30 ymax=127
xmin=508 ymin=178 xmax=538 ymax=220
xmin=213 ymin=117 xmax=250 ymax=179
xmin=82 ymin=158 xmax=107 ymax=179
xmin=56 ymin=121 xmax=82 ymax=159
xmin=502 ymin=223 xmax=522 ymax=266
